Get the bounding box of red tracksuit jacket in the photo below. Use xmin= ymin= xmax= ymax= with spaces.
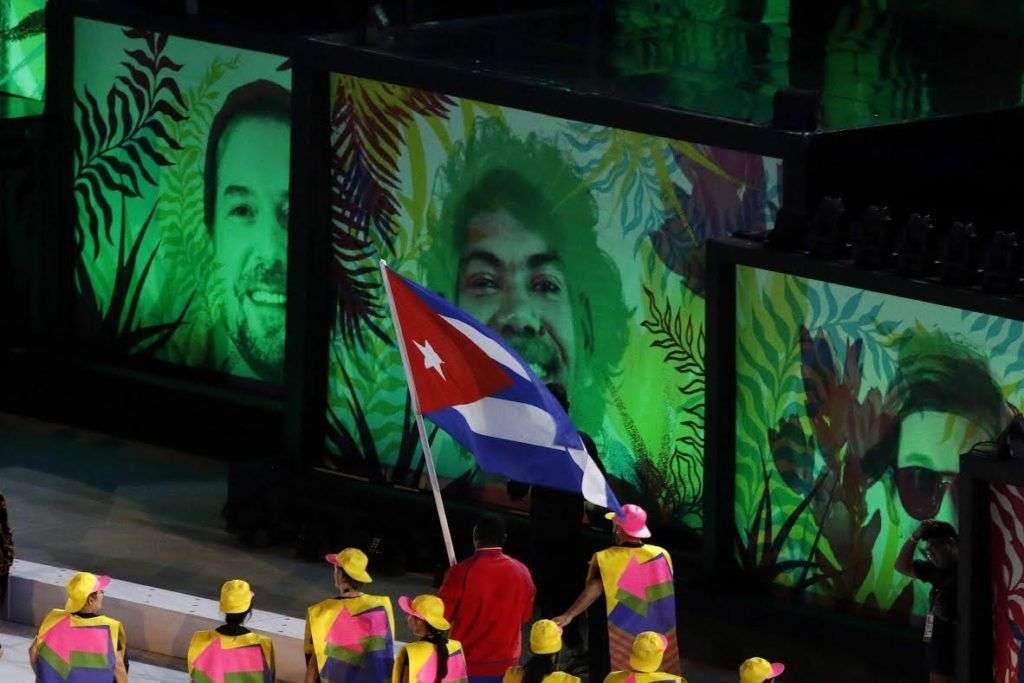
xmin=438 ymin=548 xmax=536 ymax=677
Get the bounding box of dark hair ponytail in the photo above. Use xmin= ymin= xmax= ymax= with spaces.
xmin=523 ymin=653 xmax=558 ymax=683
xmin=423 ymin=626 xmax=449 ymax=683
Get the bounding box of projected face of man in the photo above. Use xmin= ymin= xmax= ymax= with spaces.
xmin=213 ymin=115 xmax=290 ymax=382
xmin=456 ymin=208 xmax=576 ymax=387
xmin=895 ymin=411 xmax=970 ymax=526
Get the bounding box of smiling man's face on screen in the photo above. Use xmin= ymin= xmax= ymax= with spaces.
xmin=204 ymin=80 xmax=291 ymax=382
xmin=212 ymin=114 xmax=290 ymax=381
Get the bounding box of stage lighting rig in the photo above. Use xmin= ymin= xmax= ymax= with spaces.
xmin=807 ymin=196 xmax=847 ymax=259
xmin=852 ymin=205 xmax=894 ymax=270
xmin=895 ymin=213 xmax=935 ymax=278
xmin=980 ymin=230 xmax=1021 ymax=295
xmin=939 ymin=221 xmax=978 ymax=287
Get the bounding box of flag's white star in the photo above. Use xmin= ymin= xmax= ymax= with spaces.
xmin=414 ymin=339 xmax=446 ymax=380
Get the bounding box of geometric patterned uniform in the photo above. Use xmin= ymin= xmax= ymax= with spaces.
xmin=306 ymin=594 xmax=397 ymax=683
xmin=590 ymin=545 xmax=679 ymax=675
xmin=33 ymin=609 xmax=127 ymax=683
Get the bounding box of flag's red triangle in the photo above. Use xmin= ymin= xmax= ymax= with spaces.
xmin=387 ymin=269 xmax=513 ymax=414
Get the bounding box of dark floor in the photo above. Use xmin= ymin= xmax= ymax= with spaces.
xmin=0 ymin=411 xmax=736 ymax=682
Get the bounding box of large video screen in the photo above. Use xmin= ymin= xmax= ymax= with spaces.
xmin=1 ymin=0 xmax=45 ymax=100
xmin=321 ymin=73 xmax=782 ymax=531
xmin=735 ymin=266 xmax=1024 ymax=620
xmin=72 ymin=18 xmax=291 ymax=382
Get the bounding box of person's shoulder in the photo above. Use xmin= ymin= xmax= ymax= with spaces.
xmin=603 ymin=670 xmax=628 ymax=683
xmin=504 ymin=665 xmax=525 ymax=683
xmin=546 ymin=671 xmax=581 ymax=683
xmin=641 ymin=542 xmax=669 ymax=554
xmin=307 ymin=596 xmax=341 ymax=617
xmin=501 ymin=553 xmax=532 ymax=574
xmin=364 ymin=593 xmax=394 ymax=609
xmin=911 ymin=560 xmax=939 ymax=581
xmin=448 ymin=638 xmax=465 ymax=654
xmin=188 ymin=629 xmax=216 ymax=648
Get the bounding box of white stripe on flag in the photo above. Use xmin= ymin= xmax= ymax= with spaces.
xmin=452 ymin=396 xmax=612 ymax=509
xmin=440 ymin=315 xmax=531 ymax=380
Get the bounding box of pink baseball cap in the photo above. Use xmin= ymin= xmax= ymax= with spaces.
xmin=605 ymin=504 xmax=652 ymax=539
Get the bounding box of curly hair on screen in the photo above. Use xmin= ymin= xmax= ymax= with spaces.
xmin=423 ymin=117 xmax=629 ymax=430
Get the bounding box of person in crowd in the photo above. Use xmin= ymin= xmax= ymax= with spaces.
xmin=603 ymin=632 xmax=685 ymax=683
xmin=895 ymin=520 xmax=959 ymax=683
xmin=438 ymin=515 xmax=535 ymax=683
xmin=29 ymin=571 xmax=128 ymax=683
xmin=502 ymin=619 xmax=579 ymax=683
xmin=394 ymin=594 xmax=468 ymax=683
xmin=0 ymin=490 xmax=12 ymax=660
xmin=553 ymin=505 xmax=678 ymax=682
xmin=188 ymin=579 xmax=274 ymax=682
xmin=305 ymin=547 xmax=396 ymax=683
xmin=508 ymin=384 xmax=607 ymax=631
xmin=738 ymin=657 xmax=785 ymax=683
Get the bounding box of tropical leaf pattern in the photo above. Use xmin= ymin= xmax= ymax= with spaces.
xmin=74 ymin=28 xmax=187 ymax=257
xmin=638 ymin=286 xmax=704 ymax=524
xmin=155 ymin=54 xmax=242 ymax=367
xmin=328 ymin=75 xmax=455 ymax=348
xmin=325 ymin=74 xmax=782 ymax=532
xmin=735 ymin=266 xmax=1024 ymax=623
xmin=75 ymin=195 xmax=192 ymax=356
xmin=72 ymin=18 xmax=292 ymax=371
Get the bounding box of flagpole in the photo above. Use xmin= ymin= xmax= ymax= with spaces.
xmin=378 ymin=259 xmax=458 ymax=568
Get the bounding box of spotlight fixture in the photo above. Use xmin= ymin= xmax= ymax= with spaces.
xmin=895 ymin=213 xmax=934 ymax=278
xmin=807 ymin=196 xmax=847 ymax=259
xmin=853 ymin=205 xmax=894 ymax=269
xmin=981 ymin=230 xmax=1020 ymax=295
xmin=939 ymin=221 xmax=978 ymax=286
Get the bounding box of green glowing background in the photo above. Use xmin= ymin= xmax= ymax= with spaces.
xmin=321 ymin=73 xmax=781 ymax=531
xmin=72 ymin=18 xmax=291 ymax=382
xmin=735 ymin=266 xmax=1024 ymax=620
xmin=0 ymin=0 xmax=45 ymax=101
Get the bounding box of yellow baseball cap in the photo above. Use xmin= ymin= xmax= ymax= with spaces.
xmin=398 ymin=594 xmax=451 ymax=631
xmin=325 ymin=548 xmax=373 ymax=583
xmin=629 ymin=631 xmax=667 ymax=673
xmin=530 ymin=619 xmax=563 ymax=655
xmin=65 ymin=572 xmax=111 ymax=613
xmin=220 ymin=579 xmax=254 ymax=614
xmin=740 ymin=657 xmax=785 ymax=683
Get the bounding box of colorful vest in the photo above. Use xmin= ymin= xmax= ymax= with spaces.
xmin=187 ymin=630 xmax=274 ymax=683
xmin=393 ymin=640 xmax=469 ymax=683
xmin=604 ymin=671 xmax=686 ymax=683
xmin=503 ymin=665 xmax=581 ymax=683
xmin=33 ymin=609 xmax=126 ymax=682
xmin=306 ymin=594 xmax=396 ymax=683
xmin=593 ymin=544 xmax=679 ymax=674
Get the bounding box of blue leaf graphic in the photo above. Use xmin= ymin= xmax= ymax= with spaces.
xmin=970 ymin=315 xmax=990 ymax=333
xmin=993 ymin=322 xmax=1023 ymax=357
xmin=987 ymin=317 xmax=1008 ymax=342
xmin=839 ymin=290 xmax=865 ymax=321
xmin=825 ymin=284 xmax=839 ymax=322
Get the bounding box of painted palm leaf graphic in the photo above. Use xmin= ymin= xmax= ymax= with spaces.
xmin=75 ymin=195 xmax=193 ymax=357
xmin=74 ymin=28 xmax=187 ymax=257
xmin=329 ymin=76 xmax=454 ymax=347
xmin=638 ymin=287 xmax=704 ymax=524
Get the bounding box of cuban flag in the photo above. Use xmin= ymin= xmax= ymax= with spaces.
xmin=382 ymin=264 xmax=621 ymax=513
